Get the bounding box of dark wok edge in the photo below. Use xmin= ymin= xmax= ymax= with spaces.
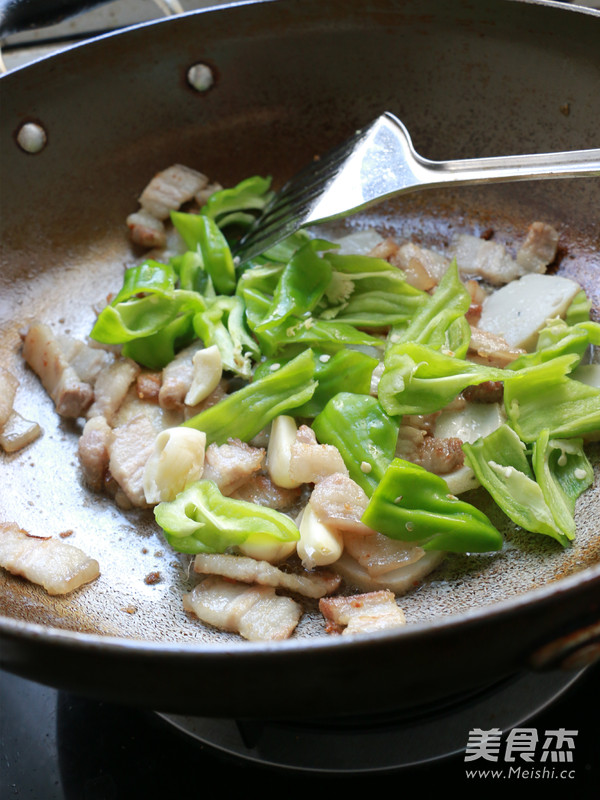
xmin=1 ymin=0 xmax=599 ymax=718
xmin=1 ymin=562 xmax=599 ymax=718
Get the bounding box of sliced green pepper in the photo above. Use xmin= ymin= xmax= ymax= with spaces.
xmin=201 ymin=175 xmax=274 ymax=233
xmin=504 ymin=354 xmax=600 ymax=442
xmin=183 ymin=348 xmax=317 ymax=444
xmin=312 ymin=392 xmax=399 ymax=495
xmin=388 ymin=259 xmax=471 ymax=356
xmin=254 ymin=239 xmax=333 ymax=332
xmin=462 ymin=424 xmax=573 ymax=546
xmin=192 ymin=295 xmax=260 ymax=379
xmin=254 ymin=348 xmax=379 ymax=418
xmin=171 ymin=211 xmax=236 ymax=295
xmin=378 ymin=342 xmax=510 ymax=416
xmin=361 ymin=457 xmax=503 ymax=553
xmin=532 ymin=430 xmax=594 ymax=541
xmin=154 ymin=479 xmax=299 ymax=555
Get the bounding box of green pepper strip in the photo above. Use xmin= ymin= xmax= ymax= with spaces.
xmin=171 ymin=211 xmax=236 ymax=295
xmin=532 ymin=430 xmax=594 ymax=540
xmin=462 ymin=424 xmax=573 ymax=547
xmin=361 ymin=458 xmax=503 ymax=553
xmin=504 ymin=354 xmax=600 ymax=442
xmin=388 ymin=258 xmax=471 ymax=355
xmin=154 ymin=479 xmax=299 ymax=555
xmin=254 ymin=348 xmax=379 ymax=418
xmin=183 ymin=348 xmax=317 ymax=444
xmin=312 ymin=392 xmax=399 ymax=496
xmin=254 ymin=239 xmax=334 ymax=332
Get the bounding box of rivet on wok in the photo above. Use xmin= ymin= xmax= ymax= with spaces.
xmin=187 ymin=63 xmax=214 ymax=93
xmin=16 ymin=122 xmax=47 ymax=154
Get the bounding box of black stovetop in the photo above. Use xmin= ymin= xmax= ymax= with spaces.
xmin=2 ymin=663 xmax=598 ymax=798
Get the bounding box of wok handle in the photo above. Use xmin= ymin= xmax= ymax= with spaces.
xmin=530 ymin=619 xmax=600 ymax=671
xmin=0 ymin=0 xmax=113 ymax=36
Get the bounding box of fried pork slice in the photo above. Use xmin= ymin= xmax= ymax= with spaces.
xmin=0 ymin=366 xmax=19 ymax=430
xmin=158 ymin=342 xmax=203 ymax=411
xmin=516 ymin=221 xmax=559 ymax=274
xmin=289 ymin=425 xmax=348 ymax=485
xmin=193 ymin=553 xmax=341 ymax=599
xmin=0 ymin=522 xmax=99 ymax=595
xmin=308 ymin=473 xmax=373 ymax=535
xmin=319 ymin=590 xmax=406 ymax=635
xmin=86 ymin=357 xmax=140 ymax=423
xmin=55 ymin=334 xmax=112 ymax=385
xmin=127 ymin=208 xmax=167 ymax=249
xmin=334 ymin=549 xmax=446 ymax=595
xmin=343 ymin=531 xmax=425 ymax=578
xmin=22 ymin=323 xmax=94 ymax=418
xmin=390 ymin=241 xmax=451 ymax=288
xmin=468 ymin=326 xmax=525 ymax=367
xmin=138 ymin=164 xmax=209 ymax=220
xmin=183 ymin=575 xmax=302 ymax=641
xmin=411 ymin=435 xmax=465 ymax=475
xmin=202 ymin=438 xmax=266 ymax=495
xmin=78 ymin=415 xmax=113 ymax=491
xmin=451 ymin=234 xmax=522 ymax=285
xmin=231 ymin=474 xmax=302 ymax=511
xmin=108 ymin=414 xmax=156 ymax=507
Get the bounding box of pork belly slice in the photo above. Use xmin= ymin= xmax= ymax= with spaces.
xmin=289 ymin=425 xmax=348 ymax=485
xmin=308 ymin=473 xmax=373 ymax=535
xmin=390 ymin=241 xmax=451 ymax=288
xmin=0 ymin=522 xmax=99 ymax=595
xmin=108 ymin=414 xmax=156 ymax=507
xmin=158 ymin=342 xmax=204 ymax=411
xmin=55 ymin=333 xmax=113 ymax=384
xmin=202 ymin=438 xmax=266 ymax=496
xmin=231 ymin=474 xmax=302 ymax=511
xmin=451 ymin=234 xmax=523 ymax=285
xmin=516 ymin=221 xmax=559 ymax=274
xmin=319 ymin=590 xmax=406 ymax=636
xmin=193 ymin=553 xmax=341 ymax=599
xmin=0 ymin=366 xmax=19 ymax=430
xmin=78 ymin=415 xmax=113 ymax=491
xmin=86 ymin=357 xmax=140 ymax=423
xmin=22 ymin=323 xmax=94 ymax=418
xmin=334 ymin=549 xmax=446 ymax=595
xmin=343 ymin=531 xmax=426 ymax=578
xmin=138 ymin=164 xmax=209 ymax=220
xmin=126 ymin=209 xmax=167 ymax=249
xmin=183 ymin=575 xmax=302 ymax=641
xmin=468 ymin=326 xmax=525 ymax=368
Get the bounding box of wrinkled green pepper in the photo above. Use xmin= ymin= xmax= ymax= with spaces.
xmin=532 ymin=430 xmax=594 ymax=541
xmin=171 ymin=211 xmax=236 ymax=295
xmin=183 ymin=348 xmax=317 ymax=444
xmin=312 ymin=392 xmax=399 ymax=495
xmin=154 ymin=479 xmax=299 ymax=554
xmin=90 ymin=260 xmax=206 ymax=369
xmin=254 ymin=348 xmax=379 ymax=418
xmin=504 ymin=354 xmax=600 ymax=441
xmin=378 ymin=342 xmax=510 ymax=416
xmin=388 ymin=259 xmax=471 ymax=357
xmin=361 ymin=457 xmax=503 ymax=552
xmin=462 ymin=424 xmax=579 ymax=547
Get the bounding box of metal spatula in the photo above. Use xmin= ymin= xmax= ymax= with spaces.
xmin=234 ymin=111 xmax=600 ymax=263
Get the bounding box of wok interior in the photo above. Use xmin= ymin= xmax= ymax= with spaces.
xmin=1 ymin=0 xmax=599 ymax=648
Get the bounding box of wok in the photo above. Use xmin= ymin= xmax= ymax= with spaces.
xmin=0 ymin=0 xmax=599 ymax=720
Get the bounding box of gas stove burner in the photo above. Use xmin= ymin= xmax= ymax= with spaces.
xmin=156 ymin=667 xmax=585 ymax=773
